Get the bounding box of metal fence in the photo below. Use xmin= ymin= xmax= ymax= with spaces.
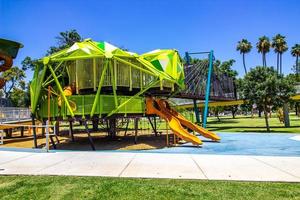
xmin=0 ymin=121 xmax=55 ymax=152
xmin=0 ymin=107 xmax=31 ymax=122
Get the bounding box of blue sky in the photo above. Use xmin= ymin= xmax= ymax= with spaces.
xmin=1 ymin=0 xmax=299 ymax=80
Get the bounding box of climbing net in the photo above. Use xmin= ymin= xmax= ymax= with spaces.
xmin=182 ymin=60 xmax=235 ymax=100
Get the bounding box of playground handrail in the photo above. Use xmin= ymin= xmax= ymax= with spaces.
xmin=0 ymin=121 xmax=55 ymax=152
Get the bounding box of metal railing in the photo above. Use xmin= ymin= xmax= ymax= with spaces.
xmin=0 ymin=121 xmax=55 ymax=152
xmin=0 ymin=107 xmax=31 ymax=122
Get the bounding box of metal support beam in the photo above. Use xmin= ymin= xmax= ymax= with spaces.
xmin=69 ymin=120 xmax=75 ymax=142
xmin=48 ymin=64 xmax=74 ymax=117
xmin=203 ymin=50 xmax=214 ymax=128
xmin=185 ymin=52 xmax=190 ymax=65
xmin=42 ymin=61 xmax=64 ymax=86
xmin=31 ymin=115 xmax=38 ymax=148
xmin=92 ymin=118 xmax=99 ymax=131
xmin=134 ymin=118 xmax=138 ymax=144
xmin=124 ymin=119 xmax=129 ymax=136
xmin=148 ymin=116 xmax=157 ymax=136
xmin=20 ymin=126 xmax=24 ymax=137
xmin=186 ymin=51 xmax=200 ymax=125
xmin=110 ymin=60 xmax=118 ymax=108
xmin=154 ymin=117 xmax=157 ymax=136
xmin=106 ymin=79 xmax=160 ymax=117
xmin=90 ymin=60 xmax=109 ymax=117
xmin=83 ymin=120 xmax=96 ymax=151
xmin=108 ymin=118 xmax=117 ymax=138
xmin=193 ymin=99 xmax=201 ymax=124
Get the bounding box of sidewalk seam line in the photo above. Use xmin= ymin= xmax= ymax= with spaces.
xmin=36 ymin=153 xmax=82 ymax=173
xmin=190 ymin=155 xmax=208 ymax=180
xmin=0 ymin=153 xmax=35 ymax=166
xmin=251 ymin=157 xmax=300 ymax=179
xmin=118 ymin=154 xmax=136 ymax=177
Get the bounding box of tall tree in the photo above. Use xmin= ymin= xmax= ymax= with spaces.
xmin=47 ymin=29 xmax=82 ymax=55
xmin=271 ymin=34 xmax=288 ymax=74
xmin=218 ymin=59 xmax=239 ymax=118
xmin=236 ymin=39 xmax=252 ymax=74
xmin=256 ymin=36 xmax=271 ymax=67
xmin=218 ymin=59 xmax=238 ymax=78
xmin=291 ymin=44 xmax=300 ymax=75
xmin=242 ymin=66 xmax=295 ymax=131
xmin=22 ymin=29 xmax=83 ymax=71
xmin=0 ymin=66 xmax=26 ymax=99
xmin=18 ymin=29 xmax=83 ymax=107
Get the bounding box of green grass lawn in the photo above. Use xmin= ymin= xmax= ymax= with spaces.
xmin=206 ymin=113 xmax=300 ymax=133
xmin=0 ymin=176 xmax=300 ymax=200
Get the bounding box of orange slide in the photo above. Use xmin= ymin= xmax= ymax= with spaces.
xmin=164 ymin=101 xmax=220 ymax=141
xmin=146 ymin=97 xmax=220 ymax=145
xmin=146 ymin=98 xmax=202 ymax=145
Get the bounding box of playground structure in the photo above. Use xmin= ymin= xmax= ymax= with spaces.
xmin=27 ymin=39 xmax=236 ymax=150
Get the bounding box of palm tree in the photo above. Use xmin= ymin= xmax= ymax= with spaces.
xmin=236 ymin=39 xmax=252 ymax=74
xmin=291 ymin=44 xmax=300 ymax=75
xmin=271 ymin=34 xmax=288 ymax=74
xmin=256 ymin=36 xmax=271 ymax=67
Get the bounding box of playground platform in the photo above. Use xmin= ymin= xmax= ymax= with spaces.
xmin=0 ymin=150 xmax=299 ymax=182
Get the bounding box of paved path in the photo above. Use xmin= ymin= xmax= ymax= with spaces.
xmin=0 ymin=150 xmax=300 ymax=182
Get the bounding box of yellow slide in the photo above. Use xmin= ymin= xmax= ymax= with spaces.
xmin=146 ymin=98 xmax=202 ymax=145
xmin=164 ymin=101 xmax=220 ymax=141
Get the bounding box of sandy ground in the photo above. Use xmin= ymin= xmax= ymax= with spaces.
xmin=1 ymin=128 xmax=179 ymax=151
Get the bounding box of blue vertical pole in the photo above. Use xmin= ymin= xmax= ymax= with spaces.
xmin=203 ymin=50 xmax=214 ymax=128
xmin=185 ymin=52 xmax=190 ymax=64
xmin=186 ymin=52 xmax=201 ymax=124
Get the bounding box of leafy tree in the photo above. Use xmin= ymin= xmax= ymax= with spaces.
xmin=0 ymin=66 xmax=28 ymax=107
xmin=211 ymin=106 xmax=224 ymax=122
xmin=21 ymin=56 xmax=37 ymax=71
xmin=10 ymin=87 xmax=29 ymax=107
xmin=271 ymin=34 xmax=288 ymax=74
xmin=18 ymin=30 xmax=83 ymax=107
xmin=22 ymin=29 xmax=83 ymax=71
xmin=0 ymin=66 xmax=26 ymax=99
xmin=291 ymin=44 xmax=300 ymax=75
xmin=241 ymin=66 xmax=295 ymax=131
xmin=236 ymin=39 xmax=252 ymax=74
xmin=218 ymin=59 xmax=239 ymax=118
xmin=47 ymin=29 xmax=82 ymax=55
xmin=256 ymin=36 xmax=271 ymax=67
xmin=218 ymin=59 xmax=238 ymax=78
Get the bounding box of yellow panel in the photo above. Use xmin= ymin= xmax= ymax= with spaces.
xmin=176 ymin=100 xmax=245 ymax=109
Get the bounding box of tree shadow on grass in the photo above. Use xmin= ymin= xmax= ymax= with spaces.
xmin=207 ymin=120 xmax=239 ymax=124
xmin=208 ymin=126 xmax=300 ymax=133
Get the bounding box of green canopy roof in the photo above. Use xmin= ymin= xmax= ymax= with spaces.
xmin=45 ymin=39 xmax=185 ymax=88
xmin=141 ymin=49 xmax=185 ymax=87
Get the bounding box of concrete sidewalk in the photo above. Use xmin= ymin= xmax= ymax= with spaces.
xmin=0 ymin=150 xmax=300 ymax=182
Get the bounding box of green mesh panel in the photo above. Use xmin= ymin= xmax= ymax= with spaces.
xmin=37 ymin=95 xmax=145 ymax=118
